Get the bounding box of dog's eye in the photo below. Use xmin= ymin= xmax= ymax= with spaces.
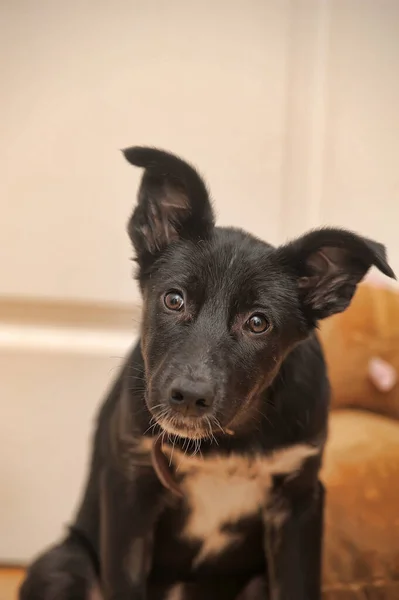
xmin=164 ymin=291 xmax=184 ymax=312
xmin=247 ymin=314 xmax=270 ymax=334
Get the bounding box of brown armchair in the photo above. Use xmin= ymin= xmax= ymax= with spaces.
xmin=320 ymin=281 xmax=399 ymax=598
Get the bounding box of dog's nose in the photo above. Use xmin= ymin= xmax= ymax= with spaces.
xmin=168 ymin=378 xmax=214 ymax=417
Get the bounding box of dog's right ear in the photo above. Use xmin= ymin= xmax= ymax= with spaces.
xmin=123 ymin=147 xmax=214 ymax=270
xmin=278 ymin=227 xmax=396 ymax=324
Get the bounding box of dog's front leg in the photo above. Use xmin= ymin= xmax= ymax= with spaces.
xmin=264 ymin=479 xmax=325 ymax=600
xmin=100 ymin=464 xmax=164 ymax=600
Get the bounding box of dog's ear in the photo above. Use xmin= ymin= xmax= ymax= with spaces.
xmin=123 ymin=147 xmax=214 ymax=268
xmin=279 ymin=228 xmax=396 ymax=322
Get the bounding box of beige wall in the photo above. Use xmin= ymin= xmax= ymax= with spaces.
xmin=321 ymin=0 xmax=399 ymax=255
xmin=1 ymin=0 xmax=291 ymax=305
xmin=0 ymin=0 xmax=398 ymax=562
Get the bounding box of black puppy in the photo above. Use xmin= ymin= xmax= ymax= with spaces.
xmin=20 ymin=148 xmax=395 ymax=600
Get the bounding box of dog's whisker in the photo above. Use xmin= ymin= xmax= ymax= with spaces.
xmin=161 ymin=428 xmax=167 ymax=448
xmin=143 ymin=407 xmax=170 ymax=435
xmin=194 ymin=437 xmax=202 ymax=457
xmin=150 ymin=403 xmax=165 ymax=413
xmin=205 ymin=416 xmax=219 ymax=446
xmin=253 ymin=406 xmax=274 ymax=428
xmin=169 ymin=433 xmax=178 ymax=466
xmin=142 ymin=421 xmax=159 ymax=436
xmin=210 ymin=415 xmax=225 ymax=438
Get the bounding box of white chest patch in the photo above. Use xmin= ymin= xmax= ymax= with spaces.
xmin=166 ymin=443 xmax=318 ymax=566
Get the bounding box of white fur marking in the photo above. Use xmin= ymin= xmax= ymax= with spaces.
xmin=166 ymin=443 xmax=318 ymax=566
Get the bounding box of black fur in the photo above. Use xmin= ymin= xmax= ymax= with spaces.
xmin=20 ymin=147 xmax=395 ymax=600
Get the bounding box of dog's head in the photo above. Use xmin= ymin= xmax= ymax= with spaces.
xmin=123 ymin=147 xmax=395 ymax=440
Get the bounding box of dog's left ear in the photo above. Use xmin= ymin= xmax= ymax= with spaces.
xmin=123 ymin=147 xmax=214 ymax=270
xmin=279 ymin=228 xmax=396 ymax=321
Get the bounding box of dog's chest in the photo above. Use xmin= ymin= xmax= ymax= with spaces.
xmin=169 ymin=444 xmax=317 ymax=566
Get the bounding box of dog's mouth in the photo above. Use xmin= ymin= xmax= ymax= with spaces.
xmin=153 ymin=410 xmax=221 ymax=441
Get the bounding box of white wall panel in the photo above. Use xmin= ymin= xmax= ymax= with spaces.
xmin=0 ymin=333 xmax=134 ymax=562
